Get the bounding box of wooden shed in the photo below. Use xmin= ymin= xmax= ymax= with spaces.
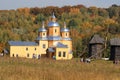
xmin=89 ymin=35 xmax=104 ymax=59
xmin=110 ymin=38 xmax=120 ymax=62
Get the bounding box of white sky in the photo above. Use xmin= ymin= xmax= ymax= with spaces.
xmin=0 ymin=0 xmax=120 ymax=10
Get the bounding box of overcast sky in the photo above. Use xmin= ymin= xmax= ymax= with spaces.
xmin=0 ymin=0 xmax=120 ymax=10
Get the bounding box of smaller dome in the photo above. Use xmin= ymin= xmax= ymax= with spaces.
xmin=61 ymin=28 xmax=70 ymax=32
xmin=39 ymin=21 xmax=47 ymax=32
xmin=39 ymin=28 xmax=47 ymax=32
xmin=48 ymin=22 xmax=59 ymax=27
xmin=52 ymin=12 xmax=56 ymax=18
xmin=61 ymin=22 xmax=69 ymax=32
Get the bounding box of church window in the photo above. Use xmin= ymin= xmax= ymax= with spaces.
xmin=63 ymin=52 xmax=66 ymax=57
xmin=58 ymin=51 xmax=61 ymax=57
xmin=35 ymin=48 xmax=37 ymax=51
xmin=16 ymin=54 xmax=18 ymax=57
xmin=55 ymin=29 xmax=57 ymax=33
xmin=12 ymin=54 xmax=14 ymax=57
xmin=27 ymin=53 xmax=29 ymax=57
xmin=43 ymin=33 xmax=45 ymax=35
xmin=26 ymin=48 xmax=28 ymax=51
xmin=66 ymin=33 xmax=67 ymax=36
xmin=43 ymin=44 xmax=46 ymax=48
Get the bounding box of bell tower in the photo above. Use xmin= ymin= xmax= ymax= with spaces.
xmin=36 ymin=21 xmax=48 ymax=56
xmin=61 ymin=22 xmax=70 ymax=39
xmin=38 ymin=21 xmax=47 ymax=38
xmin=61 ymin=22 xmax=72 ymax=59
xmin=48 ymin=13 xmax=60 ymax=37
xmin=47 ymin=13 xmax=61 ymax=47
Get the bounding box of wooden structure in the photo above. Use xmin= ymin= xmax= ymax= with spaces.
xmin=110 ymin=38 xmax=120 ymax=62
xmin=89 ymin=35 xmax=104 ymax=59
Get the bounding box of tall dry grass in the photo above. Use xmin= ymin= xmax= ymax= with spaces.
xmin=0 ymin=57 xmax=120 ymax=80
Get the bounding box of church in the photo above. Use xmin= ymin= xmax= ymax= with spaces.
xmin=8 ymin=13 xmax=73 ymax=60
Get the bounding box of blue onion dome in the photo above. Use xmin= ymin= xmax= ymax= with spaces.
xmin=61 ymin=22 xmax=70 ymax=32
xmin=39 ymin=28 xmax=47 ymax=32
xmin=61 ymin=28 xmax=70 ymax=32
xmin=48 ymin=22 xmax=59 ymax=27
xmin=39 ymin=21 xmax=47 ymax=32
xmin=48 ymin=13 xmax=59 ymax=27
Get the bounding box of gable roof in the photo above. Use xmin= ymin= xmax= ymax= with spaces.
xmin=89 ymin=34 xmax=104 ymax=44
xmin=36 ymin=37 xmax=48 ymax=40
xmin=56 ymin=42 xmax=68 ymax=48
xmin=110 ymin=38 xmax=120 ymax=46
xmin=8 ymin=41 xmax=38 ymax=46
xmin=48 ymin=48 xmax=55 ymax=52
xmin=48 ymin=36 xmax=62 ymax=40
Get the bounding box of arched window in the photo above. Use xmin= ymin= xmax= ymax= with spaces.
xmin=43 ymin=33 xmax=45 ymax=36
xmin=26 ymin=48 xmax=28 ymax=51
xmin=66 ymin=33 xmax=67 ymax=36
xmin=27 ymin=53 xmax=29 ymax=57
xmin=16 ymin=54 xmax=18 ymax=57
xmin=63 ymin=52 xmax=66 ymax=57
xmin=12 ymin=54 xmax=14 ymax=57
xmin=43 ymin=44 xmax=46 ymax=48
xmin=35 ymin=48 xmax=37 ymax=51
xmin=58 ymin=51 xmax=61 ymax=57
xmin=55 ymin=29 xmax=57 ymax=33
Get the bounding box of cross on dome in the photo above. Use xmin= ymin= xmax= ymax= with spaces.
xmin=51 ymin=12 xmax=56 ymax=22
xmin=52 ymin=12 xmax=56 ymax=18
xmin=64 ymin=22 xmax=66 ymax=28
xmin=42 ymin=21 xmax=45 ymax=28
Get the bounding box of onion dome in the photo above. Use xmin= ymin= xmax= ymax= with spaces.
xmin=48 ymin=13 xmax=59 ymax=27
xmin=48 ymin=22 xmax=59 ymax=27
xmin=61 ymin=22 xmax=70 ymax=32
xmin=39 ymin=21 xmax=47 ymax=32
xmin=52 ymin=12 xmax=56 ymax=19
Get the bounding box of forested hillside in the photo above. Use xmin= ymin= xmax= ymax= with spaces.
xmin=0 ymin=4 xmax=120 ymax=57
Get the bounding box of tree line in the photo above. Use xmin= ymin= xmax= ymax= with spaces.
xmin=0 ymin=4 xmax=120 ymax=57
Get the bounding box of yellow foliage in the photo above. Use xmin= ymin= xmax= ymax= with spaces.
xmin=93 ymin=25 xmax=104 ymax=33
xmin=70 ymin=8 xmax=80 ymax=14
xmin=103 ymin=18 xmax=116 ymax=25
xmin=17 ymin=7 xmax=30 ymax=16
xmin=82 ymin=22 xmax=93 ymax=29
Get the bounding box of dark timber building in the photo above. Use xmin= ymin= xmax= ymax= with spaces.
xmin=110 ymin=38 xmax=120 ymax=61
xmin=89 ymin=35 xmax=104 ymax=59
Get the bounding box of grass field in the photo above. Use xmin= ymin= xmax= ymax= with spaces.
xmin=0 ymin=57 xmax=120 ymax=80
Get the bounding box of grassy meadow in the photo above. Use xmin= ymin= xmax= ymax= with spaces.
xmin=0 ymin=57 xmax=120 ymax=80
